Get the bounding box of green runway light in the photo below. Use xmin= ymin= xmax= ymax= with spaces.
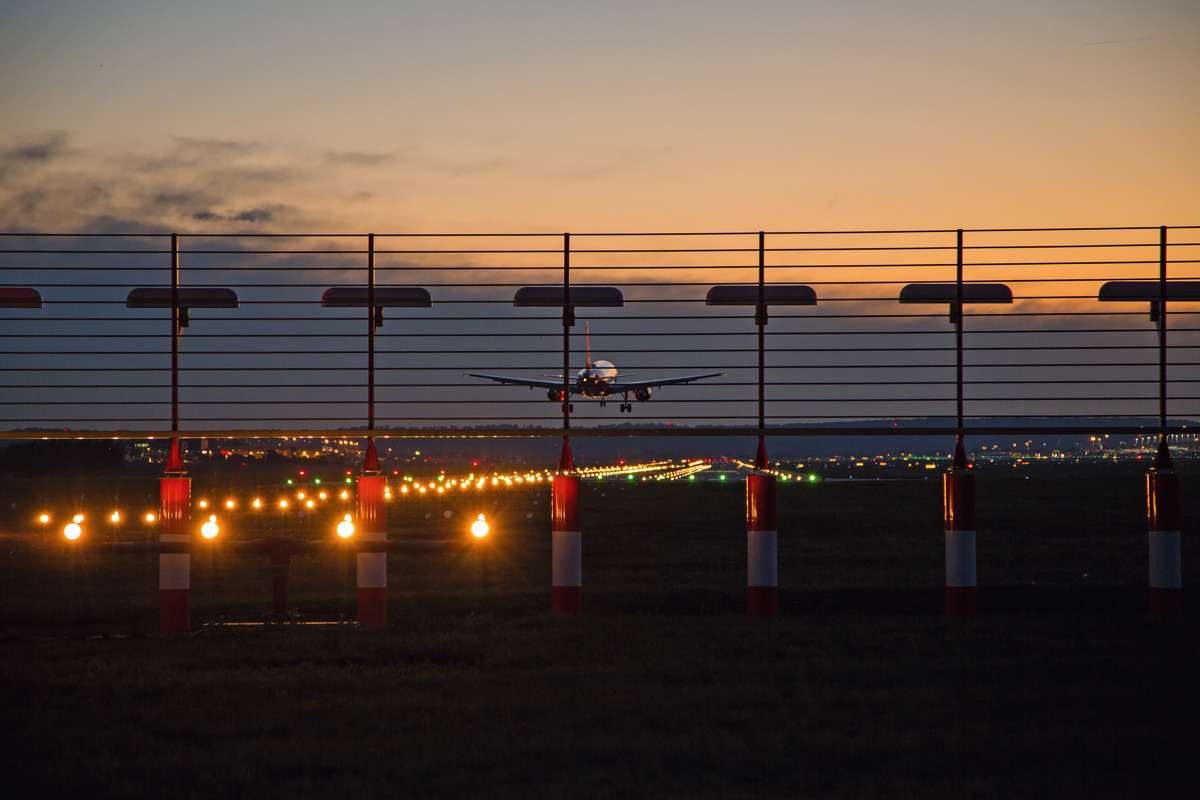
xmin=719 ymin=475 xmax=726 ymax=481
xmin=286 ymin=479 xmax=293 ymax=485
xmin=314 ymin=478 xmax=321 ymax=484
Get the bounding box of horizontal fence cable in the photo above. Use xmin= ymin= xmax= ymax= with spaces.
xmin=2 ymin=227 xmax=1198 ymax=438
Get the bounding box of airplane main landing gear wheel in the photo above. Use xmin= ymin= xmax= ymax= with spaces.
xmin=620 ymin=403 xmax=631 ymax=413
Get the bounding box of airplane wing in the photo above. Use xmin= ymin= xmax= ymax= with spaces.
xmin=467 ymin=373 xmax=578 ymax=394
xmin=608 ymin=372 xmax=723 ymax=392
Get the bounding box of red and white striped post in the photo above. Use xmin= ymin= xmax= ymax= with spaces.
xmin=1148 ymin=437 xmax=1182 ymax=617
xmin=552 ymin=439 xmax=582 ymax=614
xmin=159 ymin=439 xmax=191 ymax=632
xmin=747 ymin=439 xmax=778 ymax=617
xmin=357 ymin=438 xmax=388 ymax=626
xmin=943 ymin=437 xmax=977 ymax=617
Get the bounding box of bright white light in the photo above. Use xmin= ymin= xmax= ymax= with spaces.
xmin=145 ymin=512 xmax=156 ymax=523
xmin=200 ymin=519 xmax=219 ymax=539
xmin=337 ymin=518 xmax=355 ymax=538
xmin=340 ymin=491 xmax=349 ymax=500
xmin=39 ymin=514 xmax=50 ymax=524
xmin=64 ymin=522 xmax=82 ymax=540
xmin=198 ymin=500 xmax=208 ymax=509
xmin=110 ymin=511 xmax=120 ymax=523
xmin=279 ymin=499 xmax=289 ymax=509
xmin=225 ymin=499 xmax=235 ymax=509
xmin=72 ymin=514 xmax=84 ymax=524
xmin=306 ymin=500 xmax=315 ymax=508
xmin=471 ymin=514 xmax=489 ymax=538
xmin=252 ymin=498 xmax=262 ymax=509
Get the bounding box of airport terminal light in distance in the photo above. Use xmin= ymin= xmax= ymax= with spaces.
xmin=468 ymin=323 xmax=722 ymax=413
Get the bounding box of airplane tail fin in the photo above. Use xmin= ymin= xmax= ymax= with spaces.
xmin=585 ymin=321 xmax=592 ymax=369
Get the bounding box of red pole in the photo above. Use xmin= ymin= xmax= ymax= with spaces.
xmin=1148 ymin=437 xmax=1182 ymax=617
xmin=746 ymin=472 xmax=778 ymax=617
xmin=357 ymin=438 xmax=387 ymax=626
xmin=159 ymin=438 xmax=190 ymax=631
xmin=943 ymin=437 xmax=977 ymax=617
xmin=552 ymin=439 xmax=581 ymax=613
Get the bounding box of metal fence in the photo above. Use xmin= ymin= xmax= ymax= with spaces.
xmin=2 ymin=225 xmax=1198 ymax=439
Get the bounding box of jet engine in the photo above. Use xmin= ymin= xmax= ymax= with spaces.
xmin=547 ymin=388 xmax=566 ymax=402
xmin=634 ymin=387 xmax=652 ymax=402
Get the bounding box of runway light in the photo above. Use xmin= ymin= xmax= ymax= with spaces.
xmin=340 ymin=490 xmax=349 ymax=500
xmin=471 ymin=514 xmax=489 ymax=538
xmin=73 ymin=513 xmax=84 ymax=523
xmin=252 ymin=498 xmax=262 ymax=509
xmin=63 ymin=522 xmax=82 ymax=541
xmin=39 ymin=514 xmax=50 ymax=524
xmin=319 ymin=492 xmax=327 ymax=500
xmin=279 ymin=499 xmax=289 ymax=509
xmin=225 ymin=499 xmax=235 ymax=509
xmin=297 ymin=492 xmax=305 ymax=500
xmin=145 ymin=512 xmax=156 ymax=523
xmin=200 ymin=517 xmax=219 ymax=539
xmin=337 ymin=515 xmax=354 ymax=538
xmin=110 ymin=511 xmax=121 ymax=523
xmin=198 ymin=500 xmax=208 ymax=509
xmin=306 ymin=500 xmax=315 ymax=508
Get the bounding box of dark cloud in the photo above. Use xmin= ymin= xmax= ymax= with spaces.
xmin=323 ymin=149 xmax=398 ymax=167
xmin=234 ymin=208 xmax=273 ymax=223
xmin=0 ymin=132 xmax=70 ymax=179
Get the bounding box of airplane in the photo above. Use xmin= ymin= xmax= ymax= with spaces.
xmin=468 ymin=323 xmax=722 ymax=413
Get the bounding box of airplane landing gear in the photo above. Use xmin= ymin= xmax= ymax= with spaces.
xmin=561 ymin=402 xmax=575 ymax=413
xmin=619 ymin=403 xmax=631 ymax=413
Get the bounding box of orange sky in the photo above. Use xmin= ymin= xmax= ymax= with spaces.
xmin=2 ymin=1 xmax=1198 ymax=235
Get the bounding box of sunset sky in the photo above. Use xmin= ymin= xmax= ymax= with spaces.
xmin=2 ymin=0 xmax=1198 ymax=235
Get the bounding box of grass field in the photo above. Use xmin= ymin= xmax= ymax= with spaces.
xmin=2 ymin=473 xmax=1198 ymax=798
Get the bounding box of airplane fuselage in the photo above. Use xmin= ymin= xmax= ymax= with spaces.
xmin=576 ymin=360 xmax=617 ymax=397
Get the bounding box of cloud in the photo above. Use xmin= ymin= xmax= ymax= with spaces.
xmin=0 ymin=133 xmax=371 ymax=232
xmin=0 ymin=131 xmax=71 ymax=180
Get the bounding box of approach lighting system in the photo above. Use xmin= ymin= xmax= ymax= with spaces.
xmin=512 ymin=285 xmax=624 ymax=326
xmin=0 ymin=287 xmax=43 ymax=308
xmin=337 ymin=515 xmax=355 ymax=538
xmin=126 ymin=287 xmax=239 ymax=328
xmin=320 ymin=287 xmax=432 ymax=328
xmin=471 ymin=514 xmax=489 ymax=539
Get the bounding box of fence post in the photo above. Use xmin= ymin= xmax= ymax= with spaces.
xmin=1148 ymin=438 xmax=1182 ymax=617
xmin=357 ymin=438 xmax=388 ymax=626
xmin=747 ymin=461 xmax=778 ymax=618
xmin=159 ymin=438 xmax=190 ymax=631
xmin=552 ymin=439 xmax=582 ymax=613
xmin=944 ymin=438 xmax=977 ymax=616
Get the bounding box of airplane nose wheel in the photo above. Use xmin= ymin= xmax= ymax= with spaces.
xmin=620 ymin=403 xmax=631 ymax=413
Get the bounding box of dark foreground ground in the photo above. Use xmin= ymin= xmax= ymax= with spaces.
xmin=1 ymin=474 xmax=1198 ymax=798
